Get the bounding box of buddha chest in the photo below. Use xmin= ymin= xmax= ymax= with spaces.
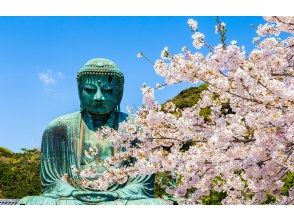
xmin=80 ymin=127 xmax=114 ymax=173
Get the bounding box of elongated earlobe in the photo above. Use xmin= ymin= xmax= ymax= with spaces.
xmin=115 ymin=104 xmax=120 ymax=113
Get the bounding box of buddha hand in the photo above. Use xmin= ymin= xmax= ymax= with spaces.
xmin=43 ymin=181 xmax=78 ymax=199
xmin=72 ymin=190 xmax=118 ymax=203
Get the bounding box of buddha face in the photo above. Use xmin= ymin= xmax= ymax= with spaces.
xmin=79 ymin=75 xmax=122 ymax=115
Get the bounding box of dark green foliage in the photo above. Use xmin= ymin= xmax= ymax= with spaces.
xmin=220 ymin=102 xmax=235 ymax=115
xmin=199 ymin=107 xmax=212 ymax=122
xmin=281 ymin=172 xmax=294 ymax=196
xmin=211 ymin=175 xmax=226 ymax=186
xmin=0 ymin=147 xmax=42 ymax=199
xmin=201 ymin=190 xmax=227 ymax=205
xmin=155 ymin=171 xmax=172 ymax=198
xmin=0 ymin=147 xmax=14 ymax=157
xmin=180 ymin=140 xmax=195 ymax=152
xmin=165 ymin=83 xmax=213 ymax=121
xmin=168 ymin=84 xmax=208 ymax=109
xmin=155 ymin=172 xmax=228 ymax=205
xmin=261 ymin=194 xmax=277 ymax=205
xmin=0 ymin=189 xmax=4 ymax=199
xmin=166 ymin=83 xmax=235 ymax=122
xmin=154 ymin=171 xmax=183 ymax=199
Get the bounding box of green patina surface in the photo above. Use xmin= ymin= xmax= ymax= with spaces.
xmin=18 ymin=58 xmax=169 ymax=205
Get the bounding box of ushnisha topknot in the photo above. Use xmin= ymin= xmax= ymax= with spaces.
xmin=77 ymin=58 xmax=124 ymax=86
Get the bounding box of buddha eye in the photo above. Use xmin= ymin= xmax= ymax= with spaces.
xmin=102 ymin=86 xmax=113 ymax=93
xmin=84 ymin=87 xmax=96 ymax=93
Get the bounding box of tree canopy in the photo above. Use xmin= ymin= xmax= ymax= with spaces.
xmin=0 ymin=147 xmax=42 ymax=199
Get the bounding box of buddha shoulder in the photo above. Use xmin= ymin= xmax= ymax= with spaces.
xmin=45 ymin=111 xmax=81 ymax=131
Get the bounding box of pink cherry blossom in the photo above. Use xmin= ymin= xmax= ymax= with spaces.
xmin=70 ymin=16 xmax=294 ymax=205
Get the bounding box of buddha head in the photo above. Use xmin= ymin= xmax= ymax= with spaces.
xmin=77 ymin=58 xmax=124 ymax=115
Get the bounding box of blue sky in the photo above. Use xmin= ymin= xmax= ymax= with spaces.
xmin=0 ymin=16 xmax=264 ymax=152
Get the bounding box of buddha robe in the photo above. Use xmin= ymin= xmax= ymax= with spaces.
xmin=18 ymin=112 xmax=169 ymax=205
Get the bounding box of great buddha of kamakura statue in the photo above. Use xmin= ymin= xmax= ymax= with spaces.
xmin=19 ymin=58 xmax=169 ymax=205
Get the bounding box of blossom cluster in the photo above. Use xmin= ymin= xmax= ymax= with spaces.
xmin=73 ymin=16 xmax=294 ymax=204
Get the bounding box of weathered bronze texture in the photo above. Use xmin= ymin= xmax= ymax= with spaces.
xmin=18 ymin=58 xmax=169 ymax=205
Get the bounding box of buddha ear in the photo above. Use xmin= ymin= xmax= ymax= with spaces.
xmin=115 ymin=78 xmax=124 ymax=102
xmin=117 ymin=89 xmax=123 ymax=104
xmin=115 ymin=88 xmax=123 ymax=114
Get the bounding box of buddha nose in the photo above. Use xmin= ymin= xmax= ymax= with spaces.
xmin=93 ymin=88 xmax=105 ymax=102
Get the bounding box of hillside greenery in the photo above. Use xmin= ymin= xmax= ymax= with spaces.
xmin=168 ymin=83 xmax=208 ymax=109
xmin=0 ymin=147 xmax=42 ymax=199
